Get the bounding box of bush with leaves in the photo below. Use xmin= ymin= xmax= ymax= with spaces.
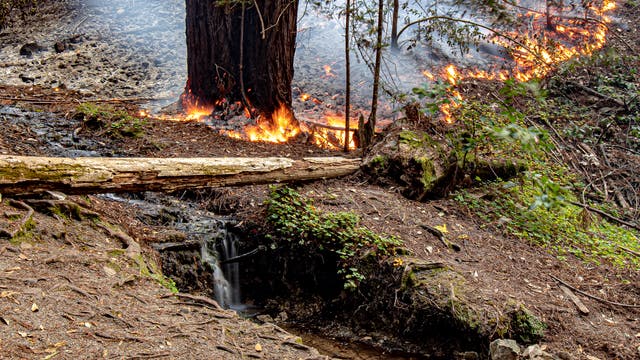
xmin=265 ymin=186 xmax=402 ymax=290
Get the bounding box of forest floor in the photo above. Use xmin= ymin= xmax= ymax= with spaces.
xmin=0 ymin=0 xmax=639 ymax=359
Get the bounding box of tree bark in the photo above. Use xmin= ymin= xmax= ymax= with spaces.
xmin=184 ymin=0 xmax=299 ymax=117
xmin=0 ymin=155 xmax=360 ymax=196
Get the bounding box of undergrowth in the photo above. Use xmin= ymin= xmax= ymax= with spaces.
xmin=75 ymin=102 xmax=146 ymax=138
xmin=415 ymin=62 xmax=640 ymax=270
xmin=454 ymin=171 xmax=640 ymax=269
xmin=265 ymin=186 xmax=402 ymax=290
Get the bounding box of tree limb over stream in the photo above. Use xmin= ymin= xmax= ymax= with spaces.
xmin=0 ymin=155 xmax=361 ymax=196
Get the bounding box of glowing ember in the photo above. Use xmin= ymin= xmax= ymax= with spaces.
xmin=323 ymin=64 xmax=335 ymax=77
xmin=300 ymin=93 xmax=311 ymax=101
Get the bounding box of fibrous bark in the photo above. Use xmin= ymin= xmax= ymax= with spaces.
xmin=184 ymin=0 xmax=299 ymax=117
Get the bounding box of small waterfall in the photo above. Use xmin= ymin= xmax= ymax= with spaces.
xmin=200 ymin=221 xmax=242 ymax=309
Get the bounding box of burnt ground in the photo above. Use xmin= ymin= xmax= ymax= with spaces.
xmin=0 ymin=0 xmax=639 ymax=359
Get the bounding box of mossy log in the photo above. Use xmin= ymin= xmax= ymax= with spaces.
xmin=0 ymin=155 xmax=361 ymax=196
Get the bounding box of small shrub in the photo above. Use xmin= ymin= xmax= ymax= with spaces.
xmin=265 ymin=186 xmax=402 ymax=290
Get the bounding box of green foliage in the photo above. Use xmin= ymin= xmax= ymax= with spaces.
xmin=508 ymin=306 xmax=546 ymax=344
xmin=265 ymin=186 xmax=402 ymax=290
xmin=454 ymin=170 xmax=640 ymax=269
xmin=75 ymin=103 xmax=146 ymax=138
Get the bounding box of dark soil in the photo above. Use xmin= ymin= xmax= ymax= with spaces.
xmin=0 ymin=1 xmax=639 ymax=360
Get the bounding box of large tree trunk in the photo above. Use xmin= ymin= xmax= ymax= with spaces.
xmin=184 ymin=0 xmax=299 ymax=117
xmin=0 ymin=156 xmax=360 ymax=196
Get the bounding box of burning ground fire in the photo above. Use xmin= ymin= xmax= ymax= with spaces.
xmin=148 ymin=0 xmax=616 ymax=149
xmin=421 ymin=0 xmax=616 ymax=123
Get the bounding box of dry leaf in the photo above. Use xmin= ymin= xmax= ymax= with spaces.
xmin=0 ymin=291 xmax=18 ymax=298
xmin=103 ymin=266 xmax=117 ymax=277
xmin=434 ymin=224 xmax=448 ymax=234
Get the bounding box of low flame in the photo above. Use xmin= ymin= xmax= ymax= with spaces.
xmin=423 ymin=0 xmax=616 ymax=123
xmin=310 ymin=114 xmax=359 ymax=150
xmin=223 ymin=104 xmax=301 ymax=144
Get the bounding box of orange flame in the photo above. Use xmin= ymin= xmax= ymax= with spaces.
xmin=422 ymin=0 xmax=616 ymax=123
xmin=223 ymin=104 xmax=301 ymax=143
xmin=310 ymin=114 xmax=358 ymax=150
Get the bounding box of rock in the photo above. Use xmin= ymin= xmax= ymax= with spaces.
xmin=20 ymin=42 xmax=45 ymax=57
xmin=490 ymin=339 xmax=521 ymax=360
xmin=19 ymin=74 xmax=35 ymax=83
xmin=255 ymin=314 xmax=274 ymax=323
xmin=54 ymin=41 xmax=67 ymax=53
xmin=522 ymin=344 xmax=558 ymax=360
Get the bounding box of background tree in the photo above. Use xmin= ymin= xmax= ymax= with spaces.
xmin=183 ymin=0 xmax=299 ymax=118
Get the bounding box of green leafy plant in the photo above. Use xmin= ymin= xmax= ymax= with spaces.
xmin=265 ymin=186 xmax=402 ymax=290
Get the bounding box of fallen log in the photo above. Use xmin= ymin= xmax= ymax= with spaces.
xmin=0 ymin=155 xmax=361 ymax=196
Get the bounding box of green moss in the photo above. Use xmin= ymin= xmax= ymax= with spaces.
xmin=509 ymin=306 xmax=546 ymax=344
xmin=9 ymin=218 xmax=36 ymax=245
xmin=370 ymin=155 xmax=388 ymax=168
xmin=134 ymin=254 xmax=178 ymax=293
xmin=399 ymin=130 xmax=438 ymax=149
xmin=416 ymin=156 xmax=437 ymax=190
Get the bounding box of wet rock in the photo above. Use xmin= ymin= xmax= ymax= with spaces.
xmin=20 ymin=42 xmax=46 ymax=57
xmin=490 ymin=339 xmax=520 ymax=360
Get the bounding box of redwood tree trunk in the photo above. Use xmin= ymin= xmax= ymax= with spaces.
xmin=184 ymin=0 xmax=299 ymax=117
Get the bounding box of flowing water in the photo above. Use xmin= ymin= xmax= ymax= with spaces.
xmin=200 ymin=223 xmax=242 ymax=309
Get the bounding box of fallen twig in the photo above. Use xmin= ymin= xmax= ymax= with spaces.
xmin=0 ymin=200 xmax=34 ymax=239
xmin=568 ymin=200 xmax=640 ymax=231
xmin=417 ymin=222 xmax=461 ymax=251
xmin=558 ymin=284 xmax=590 ymax=315
xmin=567 ymin=81 xmax=627 ymax=108
xmin=549 ymin=275 xmax=640 ymax=309
xmin=619 ymin=246 xmax=640 ymax=257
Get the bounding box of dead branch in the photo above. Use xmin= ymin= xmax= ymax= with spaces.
xmin=619 ymin=246 xmax=640 ymax=257
xmin=0 ymin=155 xmax=361 ymax=196
xmin=568 ymin=200 xmax=640 ymax=231
xmin=549 ymin=275 xmax=640 ymax=309
xmin=302 ymin=119 xmax=357 ymax=131
xmin=0 ymin=95 xmax=167 ymax=104
xmin=417 ymin=222 xmax=461 ymax=251
xmin=567 ymin=81 xmax=627 ymax=108
xmin=558 ymin=284 xmax=590 ymax=315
